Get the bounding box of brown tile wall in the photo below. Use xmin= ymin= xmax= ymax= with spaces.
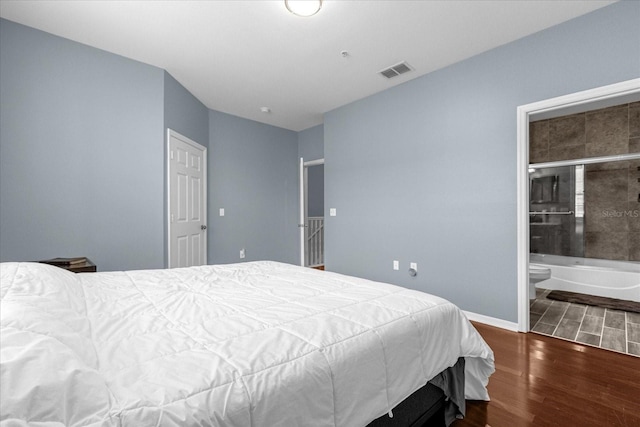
xmin=530 ymin=101 xmax=640 ymax=261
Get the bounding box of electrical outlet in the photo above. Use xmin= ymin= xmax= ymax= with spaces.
xmin=393 ymin=260 xmax=399 ymax=270
xmin=409 ymin=262 xmax=418 ymax=277
xmin=240 ymin=248 xmax=245 ymax=259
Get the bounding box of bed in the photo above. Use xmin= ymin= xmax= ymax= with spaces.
xmin=0 ymin=261 xmax=494 ymax=426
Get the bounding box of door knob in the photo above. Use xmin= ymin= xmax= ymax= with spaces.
xmin=201 ymin=225 xmax=207 ymax=230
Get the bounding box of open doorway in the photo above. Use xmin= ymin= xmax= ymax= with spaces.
xmin=516 ymin=78 xmax=640 ymax=333
xmin=298 ymin=158 xmax=325 ymax=268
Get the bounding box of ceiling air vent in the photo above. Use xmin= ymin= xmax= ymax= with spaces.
xmin=379 ymin=61 xmax=412 ymax=79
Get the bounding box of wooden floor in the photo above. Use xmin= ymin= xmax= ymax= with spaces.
xmin=452 ymin=322 xmax=640 ymax=427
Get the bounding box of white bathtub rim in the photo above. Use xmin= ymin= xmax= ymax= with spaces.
xmin=533 ymin=263 xmax=640 ymax=287
xmin=529 ymin=254 xmax=640 ymax=273
xmin=537 ymin=277 xmax=640 ymax=303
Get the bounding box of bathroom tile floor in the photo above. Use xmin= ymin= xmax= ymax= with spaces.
xmin=530 ymin=288 xmax=640 ymax=357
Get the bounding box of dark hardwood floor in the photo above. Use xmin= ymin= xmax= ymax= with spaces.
xmin=452 ymin=322 xmax=640 ymax=427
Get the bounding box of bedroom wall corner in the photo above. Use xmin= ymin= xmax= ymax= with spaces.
xmin=163 ymin=72 xmax=209 ymax=148
xmin=298 ymin=124 xmax=324 ymax=162
xmin=208 ymin=110 xmax=299 ymax=265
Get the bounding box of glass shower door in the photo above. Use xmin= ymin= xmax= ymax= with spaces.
xmin=529 ymin=165 xmax=584 ymax=257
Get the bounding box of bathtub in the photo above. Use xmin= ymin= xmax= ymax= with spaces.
xmin=530 ymin=254 xmax=640 ymax=303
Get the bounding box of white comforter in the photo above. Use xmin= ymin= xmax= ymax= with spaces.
xmin=0 ymin=261 xmax=494 ymax=427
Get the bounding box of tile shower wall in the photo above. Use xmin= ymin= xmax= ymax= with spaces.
xmin=585 ymin=159 xmax=640 ymax=261
xmin=530 ymin=102 xmax=640 ymax=262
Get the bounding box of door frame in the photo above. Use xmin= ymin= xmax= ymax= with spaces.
xmin=167 ymin=128 xmax=208 ymax=268
xmin=516 ymin=78 xmax=640 ymax=332
xmin=299 ymin=157 xmax=324 ymax=266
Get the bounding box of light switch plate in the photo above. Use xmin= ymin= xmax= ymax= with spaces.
xmin=393 ymin=260 xmax=399 ymax=270
xmin=330 ymin=208 xmax=337 ymax=216
xmin=219 ymin=208 xmax=225 ymax=217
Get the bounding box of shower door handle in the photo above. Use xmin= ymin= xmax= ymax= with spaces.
xmin=529 ymin=211 xmax=574 ymax=215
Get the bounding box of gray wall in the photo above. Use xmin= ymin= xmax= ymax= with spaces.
xmin=209 ymin=110 xmax=299 ymax=265
xmin=0 ymin=19 xmax=165 ymax=271
xmin=164 ymin=72 xmax=209 ymax=148
xmin=298 ymin=124 xmax=324 ymax=161
xmin=324 ymin=2 xmax=640 ymax=323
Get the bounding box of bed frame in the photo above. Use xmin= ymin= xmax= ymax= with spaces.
xmin=368 ymin=357 xmax=465 ymax=427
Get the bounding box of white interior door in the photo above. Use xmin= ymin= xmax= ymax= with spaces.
xmin=168 ymin=129 xmax=207 ymax=268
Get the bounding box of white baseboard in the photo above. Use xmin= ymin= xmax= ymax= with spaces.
xmin=463 ymin=310 xmax=520 ymax=332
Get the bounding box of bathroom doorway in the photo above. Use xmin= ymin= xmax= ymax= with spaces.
xmin=516 ymin=78 xmax=640 ymax=334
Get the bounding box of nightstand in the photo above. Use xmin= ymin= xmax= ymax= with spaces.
xmin=39 ymin=258 xmax=97 ymax=273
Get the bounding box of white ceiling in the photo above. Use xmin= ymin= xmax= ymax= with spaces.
xmin=0 ymin=0 xmax=616 ymax=131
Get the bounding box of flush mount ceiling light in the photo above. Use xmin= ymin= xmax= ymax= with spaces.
xmin=285 ymin=0 xmax=322 ymax=17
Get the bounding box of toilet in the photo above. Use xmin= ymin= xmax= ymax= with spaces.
xmin=529 ymin=264 xmax=551 ymax=299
